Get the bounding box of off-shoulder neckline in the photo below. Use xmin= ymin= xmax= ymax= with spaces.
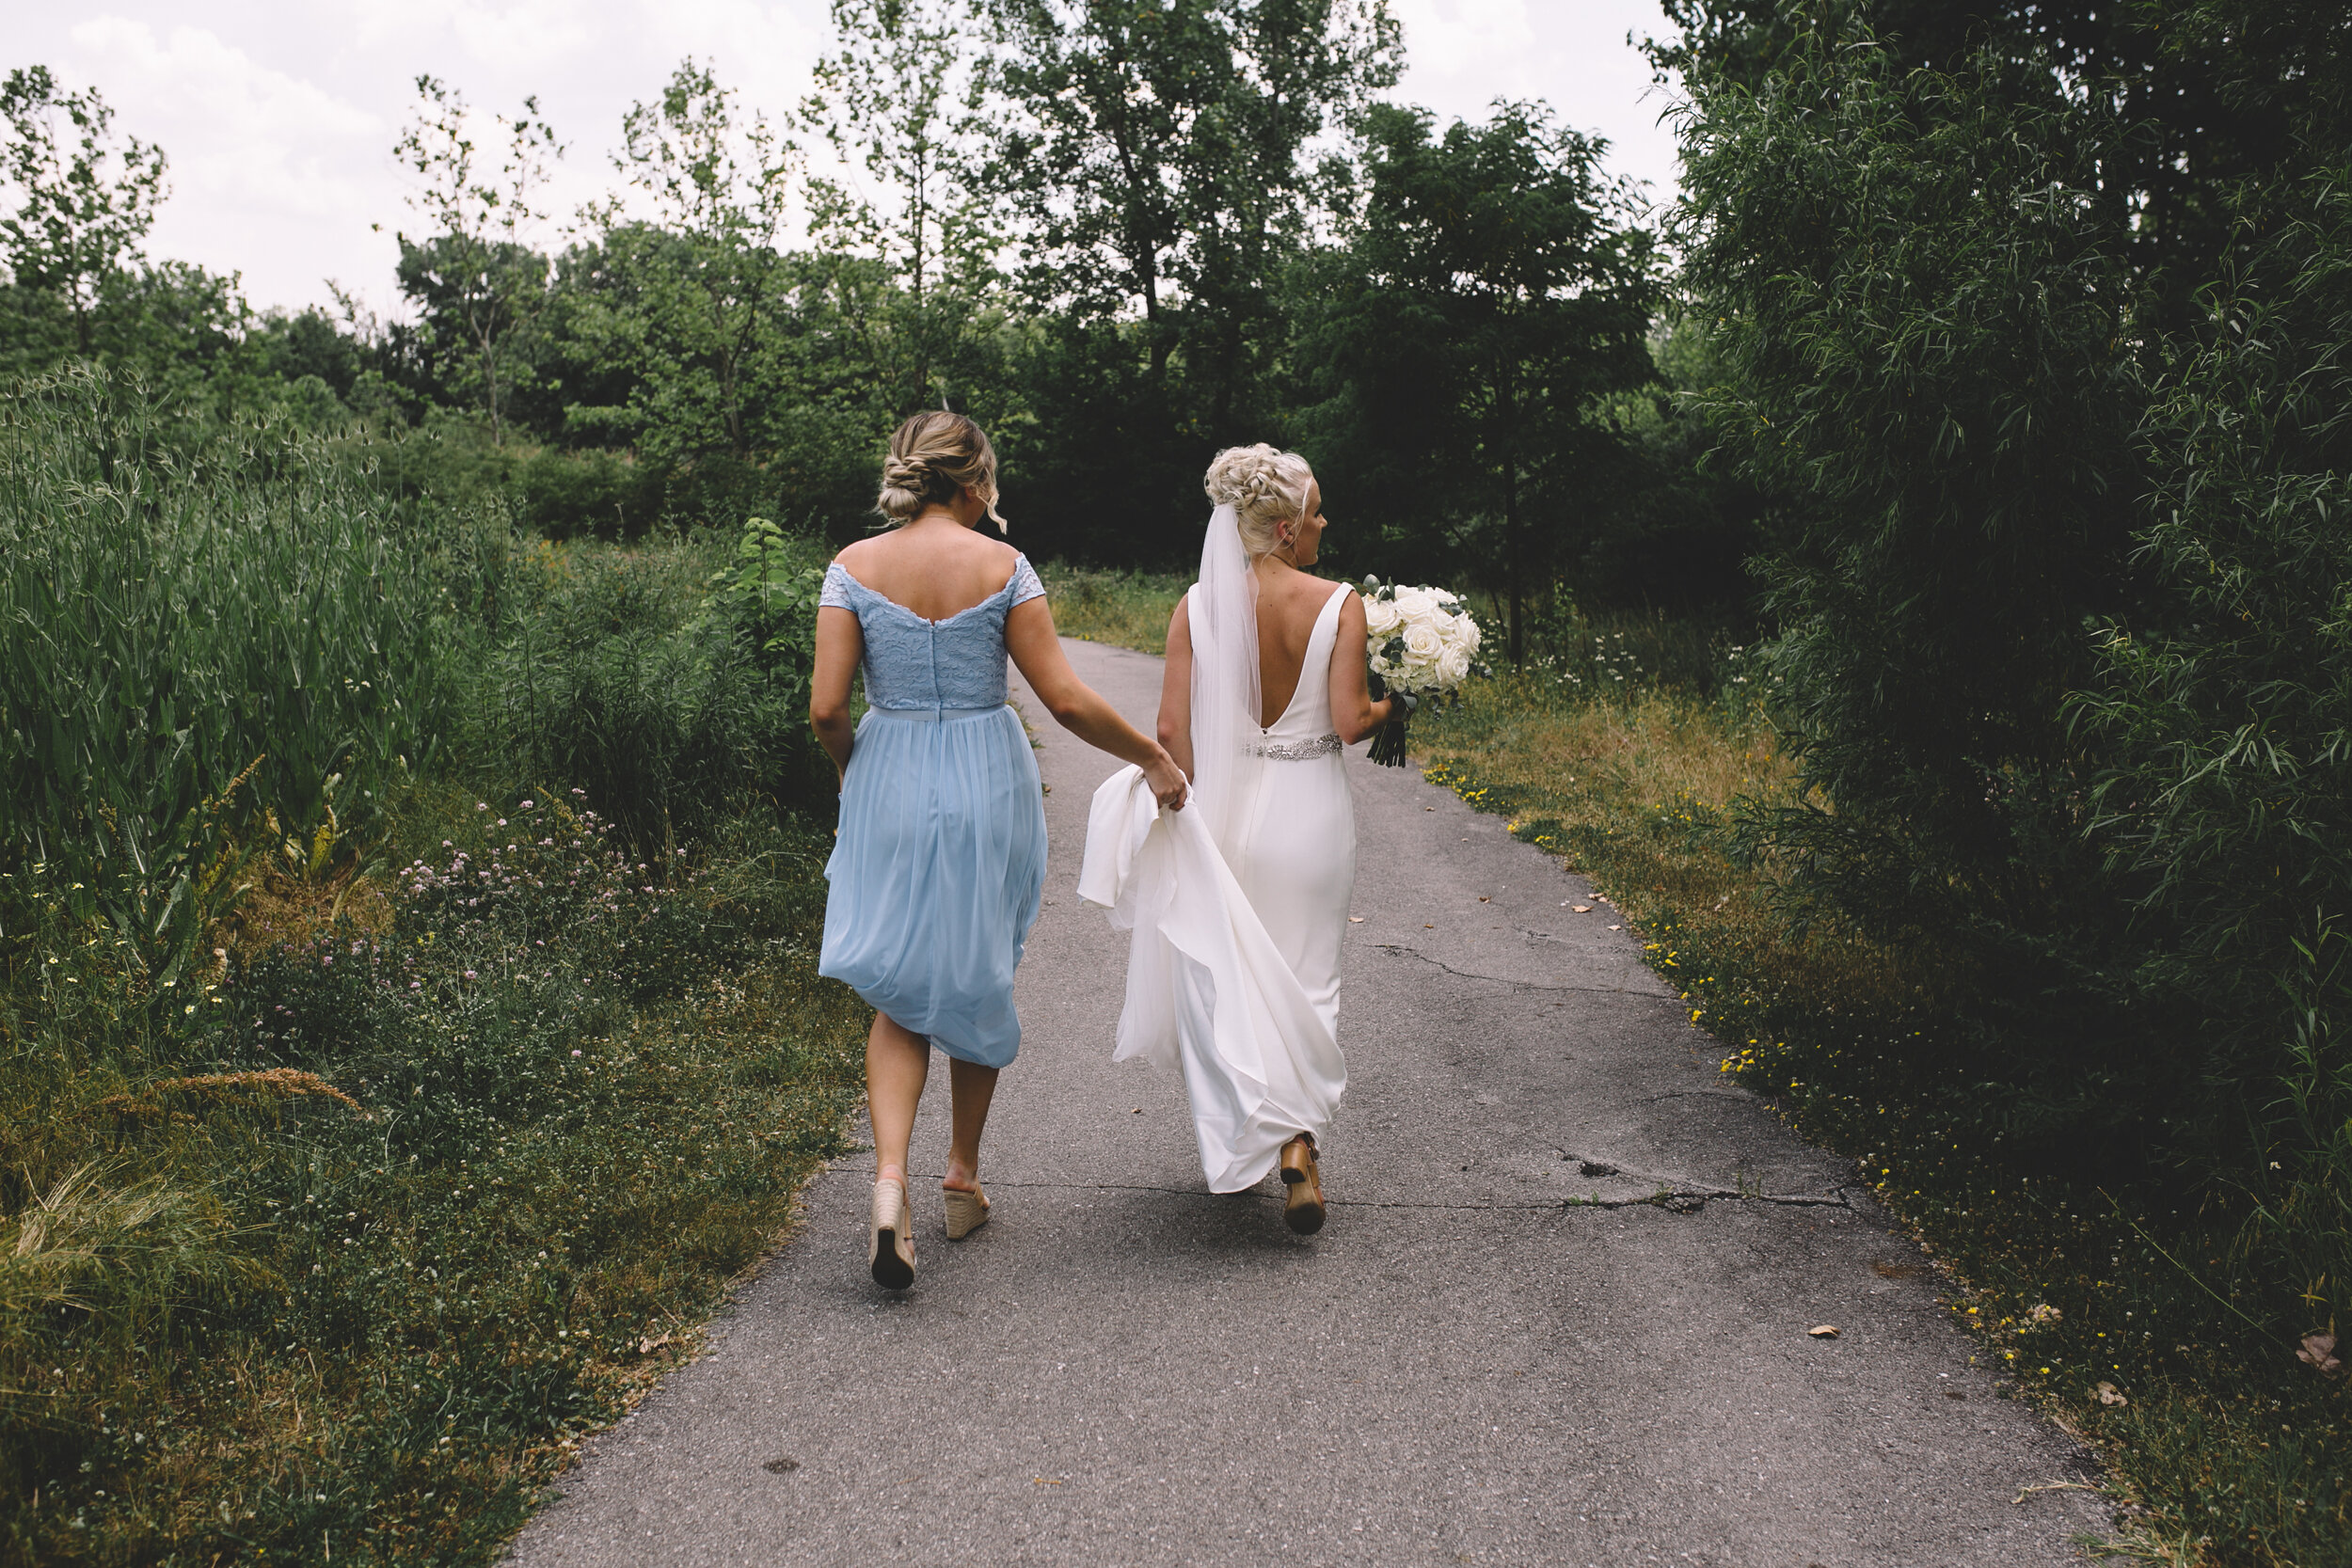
xmin=828 ymin=554 xmax=1033 ymax=626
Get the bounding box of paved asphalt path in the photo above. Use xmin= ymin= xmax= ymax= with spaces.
xmin=507 ymin=637 xmax=2105 ymax=1568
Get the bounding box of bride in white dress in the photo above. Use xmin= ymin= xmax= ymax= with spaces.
xmin=1079 ymin=445 xmax=1400 ymax=1232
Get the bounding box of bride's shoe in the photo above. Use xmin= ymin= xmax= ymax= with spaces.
xmin=869 ymin=1178 xmax=916 ymax=1289
xmin=942 ymin=1182 xmax=990 ymax=1241
xmin=1279 ymin=1134 xmax=1326 ymax=1235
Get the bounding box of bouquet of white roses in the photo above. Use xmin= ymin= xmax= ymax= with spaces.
xmin=1357 ymin=577 xmax=1486 ymax=766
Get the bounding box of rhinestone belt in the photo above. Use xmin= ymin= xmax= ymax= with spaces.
xmin=1248 ymin=733 xmax=1343 ymax=761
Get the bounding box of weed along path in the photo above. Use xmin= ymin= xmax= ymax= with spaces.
xmin=505 ymin=638 xmax=2105 ymax=1568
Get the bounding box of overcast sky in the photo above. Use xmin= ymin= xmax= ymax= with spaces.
xmin=3 ymin=0 xmax=1685 ymax=317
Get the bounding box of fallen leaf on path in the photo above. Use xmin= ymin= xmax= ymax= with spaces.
xmin=2096 ymin=1382 xmax=2128 ymax=1406
xmin=1808 ymin=1324 xmax=1839 ymax=1338
xmin=1349 ymin=916 xmax=1364 ymax=923
xmin=1033 ymin=1477 xmax=1064 ymax=1485
xmin=1478 ymin=895 xmax=1490 ymax=902
xmin=2298 ymin=1332 xmax=2342 ymax=1375
xmin=1607 ymin=925 xmax=1622 ymax=931
xmin=637 ymin=1334 xmax=672 ymax=1354
xmin=1572 ymin=905 xmax=1592 ymax=912
xmin=764 ymin=1456 xmax=800 ymax=1474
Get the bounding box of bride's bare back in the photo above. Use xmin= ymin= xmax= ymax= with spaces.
xmin=1254 ymin=564 xmax=1347 ymax=728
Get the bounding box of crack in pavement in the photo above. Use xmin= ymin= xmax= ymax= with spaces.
xmin=1371 ymin=942 xmax=1665 ymax=997
xmin=817 ymin=1164 xmax=1857 ymax=1213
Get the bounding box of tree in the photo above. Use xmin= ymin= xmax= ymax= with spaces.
xmin=391 ymin=74 xmax=564 ymax=439
xmin=1295 ymin=102 xmax=1661 ymax=660
xmin=601 ymin=59 xmax=797 ymax=462
xmin=977 ymin=0 xmax=1399 ymax=433
xmin=0 ymin=65 xmax=168 ymax=356
xmin=1674 ymin=30 xmax=2143 ymax=940
xmin=800 ymin=0 xmax=999 ymax=409
xmin=1643 ymin=0 xmax=2332 ymax=335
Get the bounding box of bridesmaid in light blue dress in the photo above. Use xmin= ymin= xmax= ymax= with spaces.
xmin=810 ymin=412 xmax=1187 ymax=1289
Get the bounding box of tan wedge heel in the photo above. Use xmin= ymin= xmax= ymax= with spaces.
xmin=942 ymin=1184 xmax=990 ymax=1241
xmin=869 ymin=1178 xmax=915 ymax=1288
xmin=1280 ymin=1134 xmax=1326 ymax=1235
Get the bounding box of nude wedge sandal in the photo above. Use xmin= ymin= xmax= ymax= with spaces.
xmin=1279 ymin=1134 xmax=1326 ymax=1235
xmin=942 ymin=1183 xmax=990 ymax=1241
xmin=869 ymin=1178 xmax=916 ymax=1289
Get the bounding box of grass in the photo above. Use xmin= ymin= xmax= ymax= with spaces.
xmin=1064 ymin=576 xmax=2352 ymax=1568
xmin=0 ymin=373 xmax=870 ymax=1565
xmin=1036 ymin=563 xmax=1190 ymax=654
xmin=1 ymin=791 xmax=868 ymax=1565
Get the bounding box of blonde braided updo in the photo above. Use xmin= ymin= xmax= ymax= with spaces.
xmin=1203 ymin=443 xmax=1313 ymax=560
xmin=877 ymin=411 xmax=1007 ymax=531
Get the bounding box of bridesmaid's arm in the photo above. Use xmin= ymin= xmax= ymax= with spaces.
xmin=1157 ymin=594 xmax=1195 ymax=781
xmin=1328 ymin=593 xmax=1398 ymax=746
xmin=810 ymin=604 xmax=863 ymax=784
xmin=1006 ymin=596 xmax=1189 ymax=810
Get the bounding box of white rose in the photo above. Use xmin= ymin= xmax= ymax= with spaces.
xmin=1436 ymin=644 xmax=1470 ymax=686
xmin=1392 ymin=586 xmax=1438 ymax=621
xmin=1403 ymin=622 xmax=1442 ymax=661
xmin=1453 ymin=613 xmax=1482 ymax=654
xmin=1360 ymin=593 xmax=1403 ymax=638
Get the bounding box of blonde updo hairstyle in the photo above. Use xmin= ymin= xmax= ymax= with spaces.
xmin=877 ymin=410 xmax=1007 ymax=531
xmin=1203 ymin=443 xmax=1313 ymax=561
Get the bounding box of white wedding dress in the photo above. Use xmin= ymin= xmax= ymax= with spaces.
xmin=1079 ymin=512 xmax=1354 ymax=1192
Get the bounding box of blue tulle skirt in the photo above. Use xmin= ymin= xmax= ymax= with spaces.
xmin=818 ymin=705 xmax=1047 ymax=1068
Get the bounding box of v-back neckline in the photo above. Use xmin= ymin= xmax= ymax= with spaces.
xmin=1256 ymin=580 xmax=1351 ymax=733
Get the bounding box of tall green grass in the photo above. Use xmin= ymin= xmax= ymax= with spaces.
xmin=0 ymin=372 xmax=869 ymax=1565
xmin=0 ymin=366 xmax=452 ymax=977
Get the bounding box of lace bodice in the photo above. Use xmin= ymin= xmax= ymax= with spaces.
xmin=820 ymin=556 xmax=1045 ymax=711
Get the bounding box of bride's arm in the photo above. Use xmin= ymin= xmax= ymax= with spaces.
xmin=1157 ymin=593 xmax=1195 ymax=781
xmin=1005 ymin=596 xmax=1189 ymax=809
xmin=1328 ymin=593 xmax=1398 ymax=745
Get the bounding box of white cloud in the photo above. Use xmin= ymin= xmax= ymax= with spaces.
xmin=1391 ymin=0 xmax=1681 ymax=207
xmin=67 ymin=16 xmax=389 ymax=305
xmin=1391 ymin=0 xmax=1538 ymax=85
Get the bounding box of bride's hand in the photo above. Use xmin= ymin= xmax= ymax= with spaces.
xmin=1143 ymin=751 xmax=1189 ymax=812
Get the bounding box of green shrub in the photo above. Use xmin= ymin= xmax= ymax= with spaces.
xmin=2073 ymin=175 xmax=2352 ymax=1324
xmin=467 ymin=520 xmax=834 ymax=847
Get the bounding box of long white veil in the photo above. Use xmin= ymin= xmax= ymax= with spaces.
xmin=1188 ymin=503 xmax=1261 ymax=848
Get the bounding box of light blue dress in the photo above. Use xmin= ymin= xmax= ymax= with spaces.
xmin=817 ymin=556 xmax=1049 ymax=1068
